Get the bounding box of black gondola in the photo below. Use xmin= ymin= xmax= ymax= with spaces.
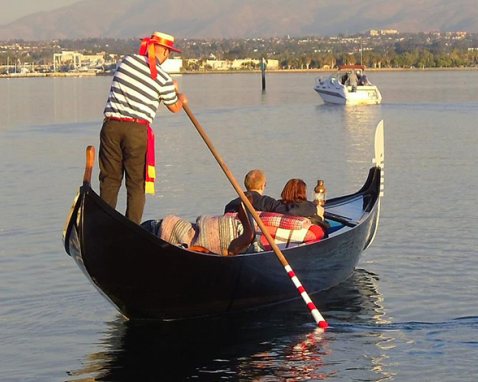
xmin=63 ymin=121 xmax=384 ymax=321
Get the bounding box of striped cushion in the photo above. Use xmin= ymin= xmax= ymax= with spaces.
xmin=159 ymin=215 xmax=196 ymax=247
xmin=225 ymin=211 xmax=324 ymax=250
xmin=193 ymin=215 xmax=243 ymax=256
xmin=158 ymin=214 xmax=243 ymax=256
xmin=259 ymin=224 xmax=325 ymax=250
xmin=225 ymin=211 xmax=311 ymax=230
xmin=256 ymin=211 xmax=311 ymax=230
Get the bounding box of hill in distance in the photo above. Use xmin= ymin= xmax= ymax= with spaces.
xmin=1 ymin=0 xmax=477 ymax=41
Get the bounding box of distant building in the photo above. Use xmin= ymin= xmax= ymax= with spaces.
xmin=53 ymin=51 xmax=81 ymax=71
xmin=369 ymin=29 xmax=399 ymax=36
xmin=161 ymin=58 xmax=183 ymax=74
xmin=381 ymin=29 xmax=399 ymax=35
xmin=204 ymin=59 xmax=229 ymax=70
xmin=451 ymin=32 xmax=467 ymax=40
xmin=50 ymin=52 xmax=279 ymax=74
xmin=235 ymin=58 xmax=279 ymax=70
xmin=53 ymin=50 xmax=106 ymax=72
xmin=188 ymin=58 xmax=279 ymax=71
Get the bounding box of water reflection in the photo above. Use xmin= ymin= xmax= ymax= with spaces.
xmin=309 ymin=102 xmax=384 ymax=195
xmin=67 ymin=269 xmax=396 ymax=381
xmin=316 ymin=268 xmax=389 ymax=326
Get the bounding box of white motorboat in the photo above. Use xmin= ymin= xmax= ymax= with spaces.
xmin=314 ymin=65 xmax=382 ymax=105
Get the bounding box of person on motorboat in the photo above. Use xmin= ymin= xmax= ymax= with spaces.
xmin=347 ymin=70 xmax=358 ymax=91
xmin=358 ymin=73 xmax=371 ymax=85
xmin=341 ymin=72 xmax=348 ymax=85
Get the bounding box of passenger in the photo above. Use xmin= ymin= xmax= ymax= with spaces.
xmin=347 ymin=70 xmax=358 ymax=91
xmin=276 ymin=178 xmax=329 ymax=229
xmin=224 ymin=169 xmax=282 ymax=214
xmin=359 ymin=73 xmax=370 ymax=86
xmin=356 ymin=71 xmax=362 ymax=84
xmin=341 ymin=73 xmax=348 ymax=85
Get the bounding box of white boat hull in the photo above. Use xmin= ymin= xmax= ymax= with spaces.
xmin=314 ymin=69 xmax=382 ymax=105
xmin=314 ymin=85 xmax=382 ymax=105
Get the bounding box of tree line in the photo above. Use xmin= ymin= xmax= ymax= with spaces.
xmin=1 ymin=32 xmax=478 ymax=70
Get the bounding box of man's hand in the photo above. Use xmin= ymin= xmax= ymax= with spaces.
xmin=173 ymin=80 xmax=179 ymax=93
xmin=178 ymin=93 xmax=188 ymax=105
xmin=166 ymin=91 xmax=188 ymax=113
xmin=172 ymin=80 xmax=188 ymax=105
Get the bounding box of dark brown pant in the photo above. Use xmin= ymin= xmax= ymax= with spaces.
xmin=99 ymin=119 xmax=147 ymax=224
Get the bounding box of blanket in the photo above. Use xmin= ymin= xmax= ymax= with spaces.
xmin=253 ymin=211 xmax=312 ymax=230
xmin=259 ymin=224 xmax=325 ymax=250
xmin=158 ymin=214 xmax=243 ymax=256
xmin=194 ymin=215 xmax=243 ymax=256
xmin=158 ymin=215 xmax=196 ymax=247
xmin=226 ymin=211 xmax=324 ymax=250
xmin=226 ymin=211 xmax=311 ymax=230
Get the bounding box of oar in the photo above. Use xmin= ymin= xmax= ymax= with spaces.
xmin=182 ymin=103 xmax=328 ymax=329
xmin=83 ymin=145 xmax=95 ymax=186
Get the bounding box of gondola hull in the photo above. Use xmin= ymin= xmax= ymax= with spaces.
xmin=64 ymin=164 xmax=382 ymax=320
xmin=64 ymin=120 xmax=384 ymax=321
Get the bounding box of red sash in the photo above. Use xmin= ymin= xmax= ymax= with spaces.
xmin=145 ymin=125 xmax=155 ymax=194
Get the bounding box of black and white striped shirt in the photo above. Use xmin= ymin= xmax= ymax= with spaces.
xmin=104 ymin=54 xmax=178 ymax=123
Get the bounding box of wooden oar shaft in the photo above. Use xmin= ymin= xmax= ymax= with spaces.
xmin=183 ymin=103 xmax=328 ymax=329
xmin=83 ymin=146 xmax=95 ymax=186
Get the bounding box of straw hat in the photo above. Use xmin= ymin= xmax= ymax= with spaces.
xmin=139 ymin=31 xmax=181 ymax=79
xmin=148 ymin=32 xmax=181 ymax=53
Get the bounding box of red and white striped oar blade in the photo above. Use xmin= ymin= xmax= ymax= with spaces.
xmin=285 ymin=265 xmax=328 ymax=329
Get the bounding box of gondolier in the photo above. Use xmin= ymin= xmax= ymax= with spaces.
xmin=99 ymin=31 xmax=187 ymax=224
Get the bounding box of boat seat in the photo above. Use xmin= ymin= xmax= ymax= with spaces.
xmin=325 ymin=219 xmax=345 ymax=234
xmin=140 ymin=219 xmax=161 ymax=235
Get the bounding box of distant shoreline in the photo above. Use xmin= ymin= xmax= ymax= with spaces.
xmin=1 ymin=66 xmax=477 ymax=79
xmin=0 ymin=72 xmax=98 ymax=79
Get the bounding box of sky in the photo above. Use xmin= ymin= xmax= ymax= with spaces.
xmin=0 ymin=0 xmax=79 ymax=25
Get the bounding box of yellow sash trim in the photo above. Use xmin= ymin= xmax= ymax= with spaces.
xmin=145 ymin=181 xmax=155 ymax=195
xmin=147 ymin=165 xmax=156 ymax=179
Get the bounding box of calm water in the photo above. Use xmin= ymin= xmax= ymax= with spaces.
xmin=1 ymin=71 xmax=477 ymax=381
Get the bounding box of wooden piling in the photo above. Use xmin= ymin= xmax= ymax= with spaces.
xmin=261 ymin=57 xmax=266 ymax=91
